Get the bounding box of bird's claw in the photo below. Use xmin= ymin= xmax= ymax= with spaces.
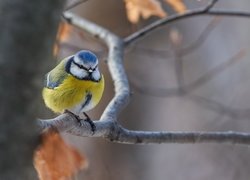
xmin=82 ymin=118 xmax=96 ymax=134
xmin=64 ymin=110 xmax=96 ymax=134
xmin=82 ymin=112 xmax=96 ymax=134
xmin=64 ymin=110 xmax=80 ymax=119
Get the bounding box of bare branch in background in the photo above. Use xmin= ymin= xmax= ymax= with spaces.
xmin=64 ymin=0 xmax=89 ymax=11
xmin=180 ymin=17 xmax=221 ymax=55
xmin=124 ymin=0 xmax=250 ymax=46
xmin=126 ymin=17 xmax=220 ymax=60
xmin=131 ymin=49 xmax=246 ymax=97
xmin=185 ymin=49 xmax=246 ymax=92
xmin=187 ymin=95 xmax=250 ymax=119
xmin=131 ymin=50 xmax=248 ymax=119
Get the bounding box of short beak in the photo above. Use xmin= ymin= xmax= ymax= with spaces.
xmin=88 ymin=69 xmax=93 ymax=73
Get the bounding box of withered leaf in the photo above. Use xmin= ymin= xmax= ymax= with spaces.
xmin=34 ymin=131 xmax=87 ymax=180
xmin=124 ymin=0 xmax=167 ymax=24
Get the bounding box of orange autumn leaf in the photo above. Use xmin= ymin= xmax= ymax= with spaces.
xmin=124 ymin=0 xmax=167 ymax=24
xmin=34 ymin=131 xmax=87 ymax=180
xmin=57 ymin=22 xmax=72 ymax=42
xmin=53 ymin=43 xmax=59 ymax=57
xmin=53 ymin=22 xmax=72 ymax=56
xmin=165 ymin=0 xmax=186 ymax=13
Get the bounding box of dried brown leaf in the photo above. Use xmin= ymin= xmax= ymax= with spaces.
xmin=53 ymin=22 xmax=72 ymax=56
xmin=34 ymin=131 xmax=87 ymax=180
xmin=53 ymin=43 xmax=59 ymax=57
xmin=165 ymin=0 xmax=186 ymax=13
xmin=124 ymin=0 xmax=167 ymax=24
xmin=57 ymin=22 xmax=72 ymax=42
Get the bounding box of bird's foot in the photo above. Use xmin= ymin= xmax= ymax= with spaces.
xmin=82 ymin=118 xmax=96 ymax=134
xmin=82 ymin=112 xmax=96 ymax=134
xmin=64 ymin=110 xmax=96 ymax=134
xmin=64 ymin=110 xmax=80 ymax=119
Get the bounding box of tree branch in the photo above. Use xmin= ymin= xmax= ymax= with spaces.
xmin=109 ymin=128 xmax=250 ymax=145
xmin=40 ymin=113 xmax=250 ymax=145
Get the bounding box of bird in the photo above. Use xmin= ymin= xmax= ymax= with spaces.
xmin=42 ymin=50 xmax=105 ymax=132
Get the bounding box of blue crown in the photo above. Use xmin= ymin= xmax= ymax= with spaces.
xmin=75 ymin=50 xmax=97 ymax=64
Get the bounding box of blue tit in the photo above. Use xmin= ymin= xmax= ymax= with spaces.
xmin=42 ymin=50 xmax=104 ymax=131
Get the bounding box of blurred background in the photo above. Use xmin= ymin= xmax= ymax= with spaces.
xmin=39 ymin=0 xmax=250 ymax=179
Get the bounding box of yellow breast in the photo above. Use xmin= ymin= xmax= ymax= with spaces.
xmin=42 ymin=74 xmax=104 ymax=114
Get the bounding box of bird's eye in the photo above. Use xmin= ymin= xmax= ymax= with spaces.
xmin=78 ymin=64 xmax=87 ymax=70
xmin=92 ymin=66 xmax=97 ymax=71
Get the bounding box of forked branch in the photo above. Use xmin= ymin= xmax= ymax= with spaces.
xmin=39 ymin=0 xmax=250 ymax=145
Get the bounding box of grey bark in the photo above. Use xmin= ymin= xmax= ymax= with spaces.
xmin=0 ymin=0 xmax=64 ymax=179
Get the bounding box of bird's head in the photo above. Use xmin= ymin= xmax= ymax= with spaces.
xmin=67 ymin=50 xmax=101 ymax=82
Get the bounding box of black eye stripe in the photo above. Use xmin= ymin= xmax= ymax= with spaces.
xmin=72 ymin=61 xmax=89 ymax=71
xmin=72 ymin=61 xmax=98 ymax=71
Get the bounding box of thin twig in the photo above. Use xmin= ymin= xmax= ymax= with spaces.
xmin=126 ymin=17 xmax=220 ymax=58
xmin=130 ymin=50 xmax=248 ymax=119
xmin=124 ymin=1 xmax=250 ymax=45
xmin=187 ymin=95 xmax=250 ymax=119
xmin=131 ymin=49 xmax=246 ymax=97
xmin=203 ymin=0 xmax=219 ymax=12
xmin=64 ymin=0 xmax=89 ymax=11
xmin=185 ymin=49 xmax=246 ymax=92
xmin=180 ymin=17 xmax=221 ymax=55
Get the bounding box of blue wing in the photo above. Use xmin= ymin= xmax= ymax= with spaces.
xmin=44 ymin=58 xmax=69 ymax=89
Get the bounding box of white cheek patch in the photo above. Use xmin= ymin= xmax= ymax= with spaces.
xmin=92 ymin=69 xmax=101 ymax=81
xmin=70 ymin=63 xmax=88 ymax=79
